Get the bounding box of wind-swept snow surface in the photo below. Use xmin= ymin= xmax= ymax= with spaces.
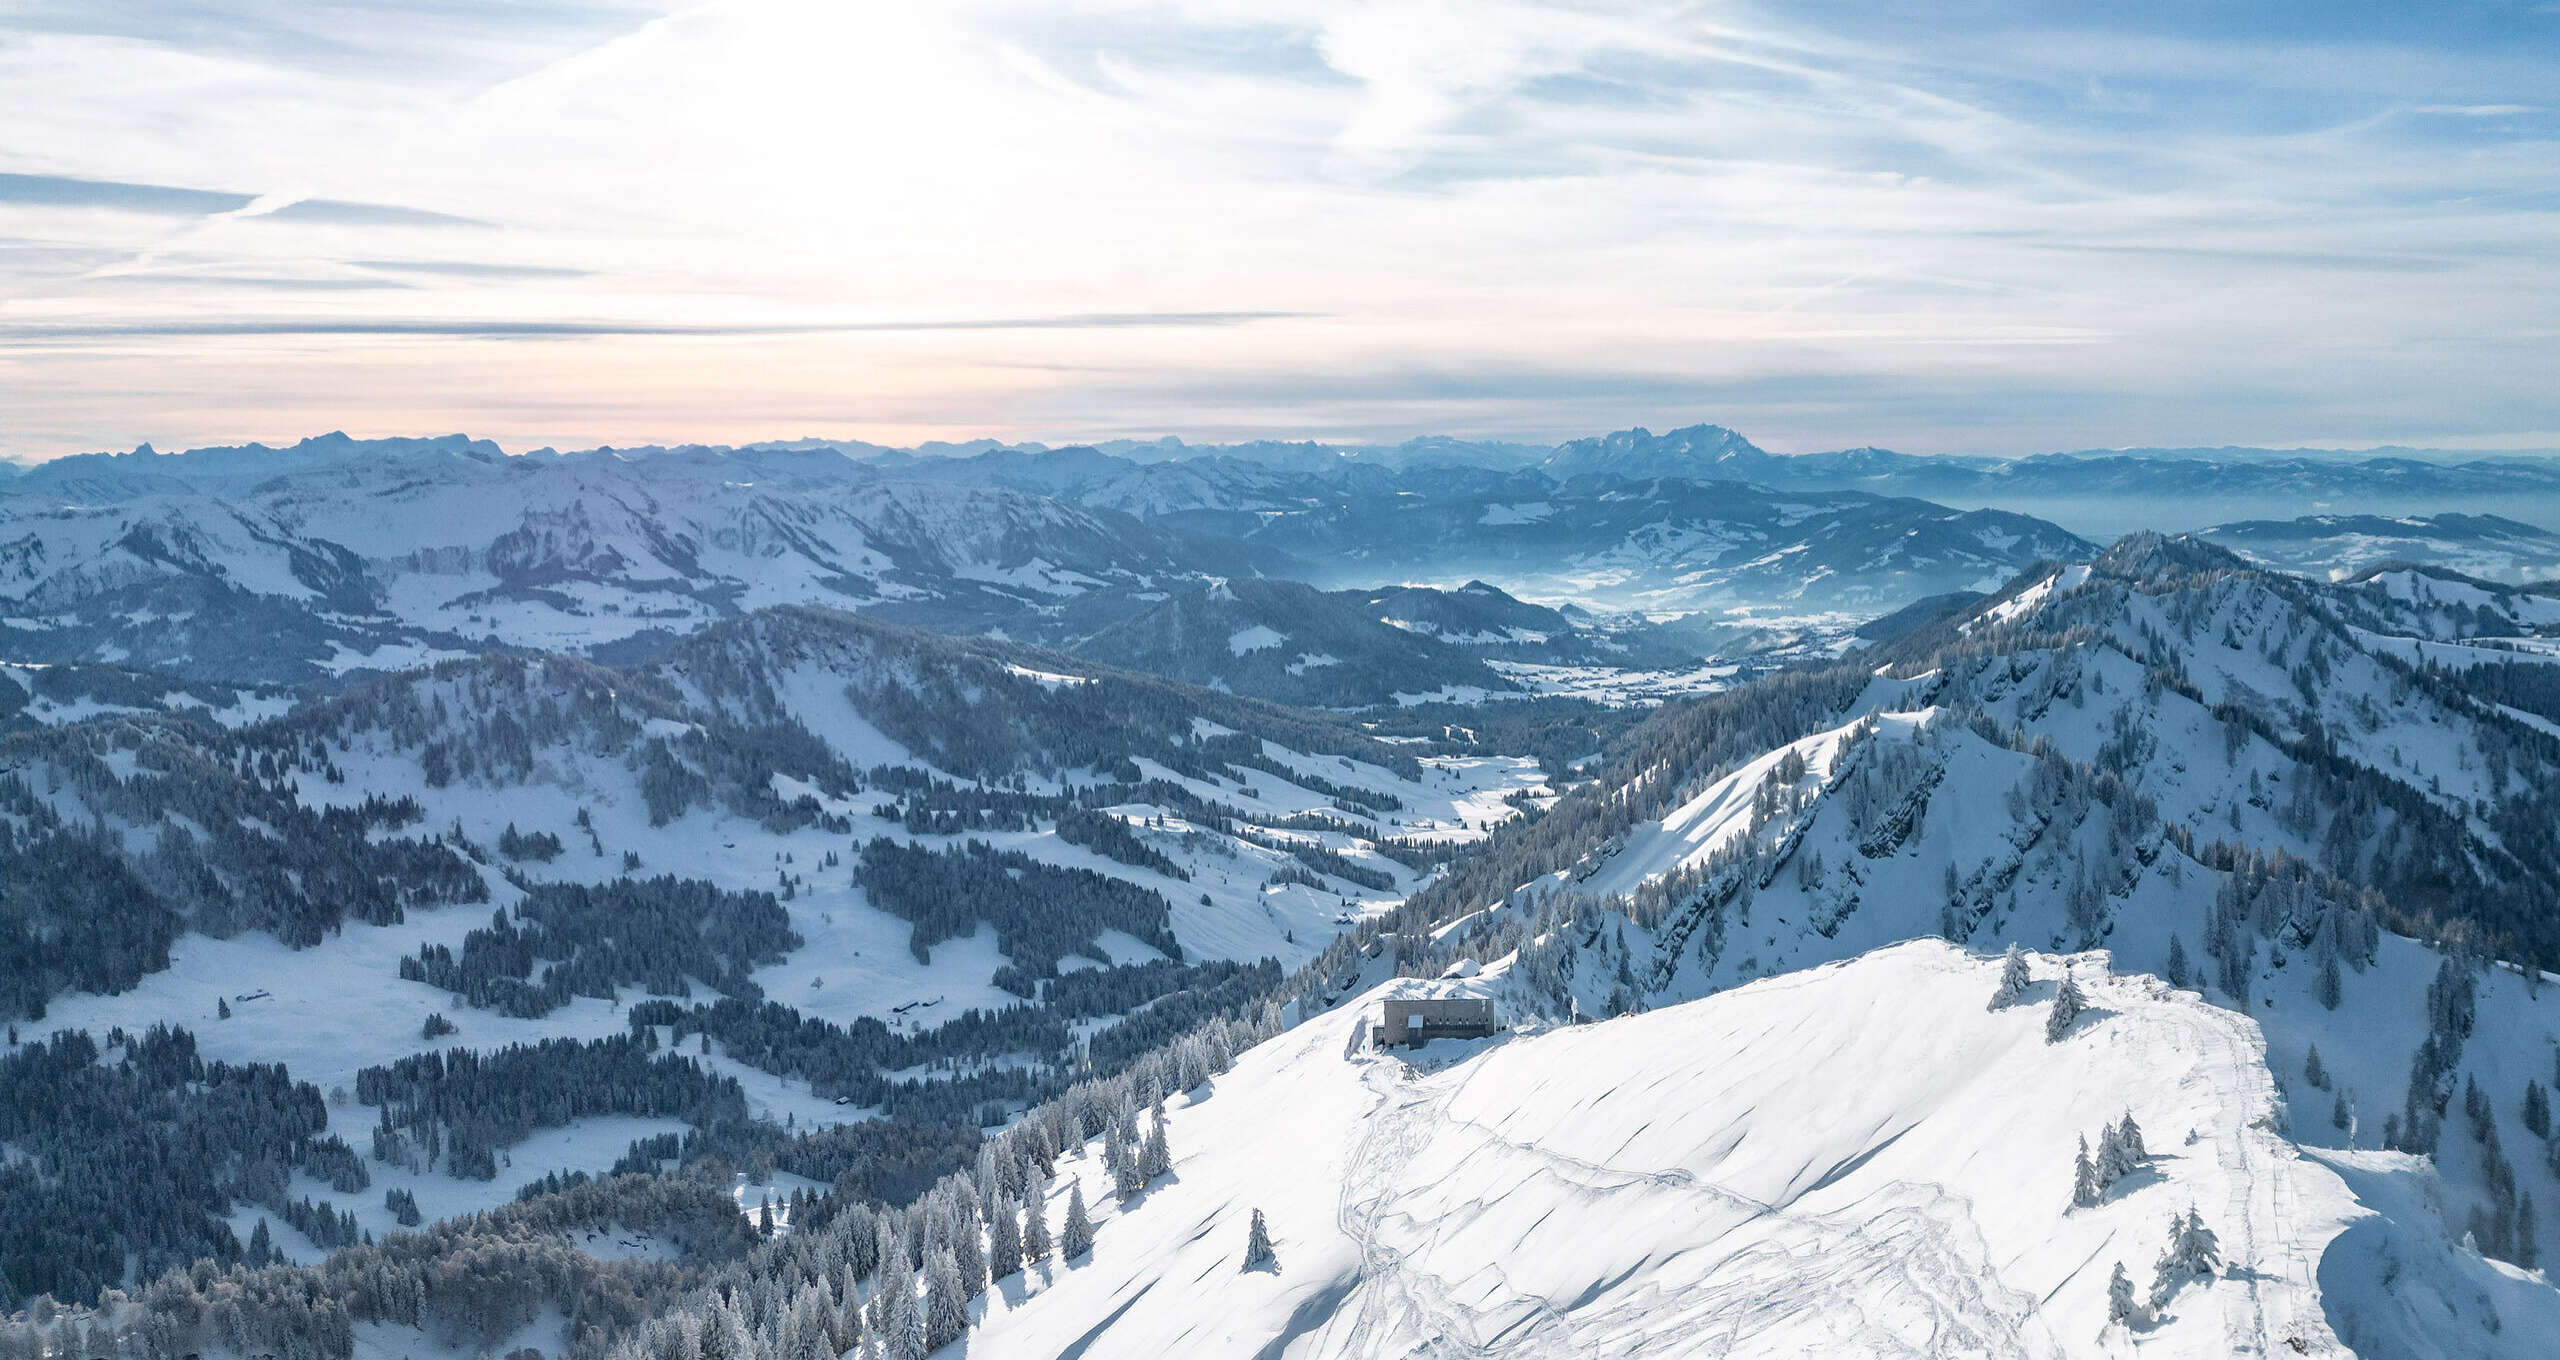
xmin=968 ymin=942 xmax=2539 ymax=1357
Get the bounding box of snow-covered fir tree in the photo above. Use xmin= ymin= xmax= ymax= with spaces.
xmin=949 ymin=1195 xmax=988 ymax=1299
xmin=988 ymin=1194 xmax=1023 ymax=1279
xmin=2045 ymin=972 xmax=2087 ymax=1043
xmin=2107 ymin=1262 xmax=2138 ymax=1324
xmin=1062 ymin=1183 xmax=1095 ymax=1260
xmin=781 ymin=1291 xmax=831 ymax=1360
xmin=1989 ymin=945 xmax=2032 ymax=1010
xmin=871 ymin=1242 xmax=920 ymax=1360
xmin=922 ymin=1249 xmax=967 ymax=1353
xmin=2113 ymin=1112 xmax=2147 ymax=1165
xmin=1243 ymin=1208 xmax=1277 ymax=1272
xmin=2149 ymin=1208 xmax=2222 ymax=1309
xmin=1023 ymin=1189 xmax=1052 ymax=1264
xmin=1140 ymin=1101 xmax=1172 ymax=1181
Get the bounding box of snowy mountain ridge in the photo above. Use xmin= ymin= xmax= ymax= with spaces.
xmin=958 ymin=940 xmax=2556 ymax=1357
xmin=1205 ymin=534 xmax=2560 ymax=1352
xmin=0 ymin=437 xmax=2093 ymax=688
xmin=9 ymin=529 xmax=2560 ymax=1359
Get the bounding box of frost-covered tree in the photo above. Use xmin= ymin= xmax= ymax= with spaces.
xmin=2317 ymin=951 xmax=2342 ymax=1011
xmin=2095 ymin=1117 xmax=2138 ymax=1185
xmin=872 ymin=1245 xmax=921 ymax=1360
xmin=921 ymin=1249 xmax=967 ymax=1353
xmin=1022 ymin=1190 xmax=1052 ymax=1264
xmin=1140 ymin=1101 xmax=1171 ymax=1181
xmin=987 ymin=1195 xmax=1022 ymax=1279
xmin=704 ymin=1296 xmax=753 ymax=1360
xmin=1062 ymin=1183 xmax=1095 ymax=1260
xmin=2303 ymin=1045 xmax=2328 ymax=1090
xmin=2116 ymin=1113 xmax=2148 ymax=1164
xmin=2107 ymin=1262 xmax=2137 ymax=1324
xmin=2163 ymin=934 xmax=2189 ymax=989
xmin=2148 ymin=1208 xmax=2221 ymax=1309
xmin=1104 ymin=1120 xmax=1139 ymax=1200
xmin=2045 ymin=973 xmax=2087 ymax=1044
xmin=1990 ymin=946 xmax=2032 ymax=1010
xmin=2077 ymin=1113 xmax=2151 ymax=1205
xmin=1243 ymin=1208 xmax=1277 ymax=1272
xmin=949 ymin=1198 xmax=988 ymax=1299
xmin=1113 ymin=1133 xmax=1147 ymax=1202
xmin=782 ymin=1292 xmax=832 ymax=1360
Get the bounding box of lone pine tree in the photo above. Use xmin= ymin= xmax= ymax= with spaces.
xmin=2046 ymin=972 xmax=2088 ymax=1043
xmin=1989 ymin=945 xmax=2032 ymax=1010
xmin=1243 ymin=1207 xmax=1278 ymax=1272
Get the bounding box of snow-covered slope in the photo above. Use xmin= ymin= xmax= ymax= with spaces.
xmin=1282 ymin=533 xmax=2560 ymax=1347
xmin=1 ymin=432 xmax=2092 ymax=682
xmin=2199 ymin=514 xmax=2560 ymax=585
xmin=0 ymin=603 xmax=1558 ymax=1245
xmin=968 ymin=941 xmax=2551 ymax=1357
xmin=1067 ymin=578 xmax=1522 ymax=708
xmin=0 ymin=457 xmax=1251 ymax=681
xmin=1539 ymin=422 xmax=1775 ymax=483
xmin=1196 ymin=477 xmax=2091 ymax=616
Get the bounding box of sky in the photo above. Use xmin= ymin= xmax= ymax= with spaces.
xmin=1 ymin=0 xmax=2555 ymax=462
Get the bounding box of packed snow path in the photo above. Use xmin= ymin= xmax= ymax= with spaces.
xmin=970 ymin=942 xmax=2370 ymax=1357
xmin=1331 ymin=1051 xmax=2044 ymax=1358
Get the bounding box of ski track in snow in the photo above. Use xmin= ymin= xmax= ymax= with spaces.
xmin=1334 ymin=1055 xmax=2043 ymax=1358
xmin=1237 ymin=950 xmax=2331 ymax=1360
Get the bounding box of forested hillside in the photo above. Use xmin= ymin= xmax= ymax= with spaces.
xmin=0 ymin=601 xmax=1550 ymax=1316
xmin=8 ymin=531 xmax=2560 ymax=1360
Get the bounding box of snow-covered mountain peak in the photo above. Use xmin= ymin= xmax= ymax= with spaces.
xmin=2086 ymin=531 xmax=2252 ymax=587
xmin=966 ymin=939 xmax=2545 ymax=1357
xmin=1541 ymin=423 xmax=1773 ymax=483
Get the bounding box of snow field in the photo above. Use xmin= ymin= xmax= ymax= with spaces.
xmin=964 ymin=942 xmax=2415 ymax=1358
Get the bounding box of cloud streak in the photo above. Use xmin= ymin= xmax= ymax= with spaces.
xmin=0 ymin=311 xmax=1317 ymax=343
xmin=352 ymin=259 xmax=592 ymax=279
xmin=0 ymin=0 xmax=2553 ymax=458
xmin=0 ymin=172 xmax=485 ymax=227
xmin=0 ymin=172 xmax=254 ymax=215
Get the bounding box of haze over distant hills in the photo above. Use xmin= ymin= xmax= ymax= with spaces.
xmin=14 ymin=422 xmax=2555 ymax=540
xmin=0 ymin=424 xmax=2080 ymax=690
xmin=11 ymin=416 xmax=2560 ymax=1360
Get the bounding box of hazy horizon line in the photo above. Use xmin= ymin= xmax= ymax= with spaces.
xmin=7 ymin=424 xmax=2559 ymax=470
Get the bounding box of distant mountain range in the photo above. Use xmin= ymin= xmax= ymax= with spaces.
xmin=15 ymin=422 xmax=2557 ymax=691
xmin=0 ymin=430 xmax=2099 ymax=690
xmin=15 ymin=424 xmax=2560 ymax=532
xmin=2195 ymin=513 xmax=2560 ymax=584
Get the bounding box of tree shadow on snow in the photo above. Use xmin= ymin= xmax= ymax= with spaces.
xmin=2048 ymin=1004 xmax=2115 ymax=1041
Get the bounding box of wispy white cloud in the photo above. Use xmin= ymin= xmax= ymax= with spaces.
xmin=0 ymin=0 xmax=2553 ymax=459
